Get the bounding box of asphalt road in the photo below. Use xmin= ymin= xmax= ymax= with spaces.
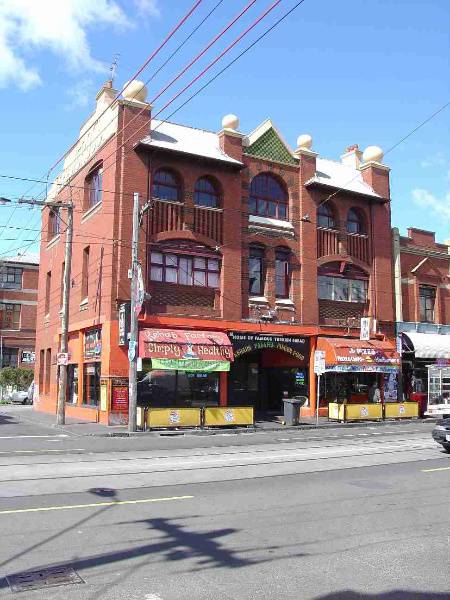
xmin=0 ymin=408 xmax=448 ymax=599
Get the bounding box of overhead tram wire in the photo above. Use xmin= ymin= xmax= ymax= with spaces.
xmin=3 ymin=2 xmax=448 ymax=246
xmin=13 ymin=0 xmax=205 ymax=208
xmin=42 ymin=0 xmax=261 ymax=205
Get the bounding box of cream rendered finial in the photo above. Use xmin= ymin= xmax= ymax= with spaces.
xmin=296 ymin=134 xmax=313 ymax=150
xmin=221 ymin=114 xmax=239 ymax=130
xmin=122 ymin=79 xmax=148 ymax=103
xmin=363 ymin=145 xmax=384 ymax=163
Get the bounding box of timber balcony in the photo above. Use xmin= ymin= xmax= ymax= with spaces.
xmin=317 ymin=228 xmax=371 ymax=264
xmin=149 ymin=199 xmax=223 ymax=244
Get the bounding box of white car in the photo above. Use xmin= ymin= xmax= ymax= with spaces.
xmin=10 ymin=390 xmax=30 ymax=405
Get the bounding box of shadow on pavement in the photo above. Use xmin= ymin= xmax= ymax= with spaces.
xmin=315 ymin=592 xmax=450 ymax=599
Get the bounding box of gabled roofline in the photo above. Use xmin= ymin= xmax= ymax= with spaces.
xmin=244 ymin=118 xmax=294 ymax=155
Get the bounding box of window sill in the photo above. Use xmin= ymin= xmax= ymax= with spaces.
xmin=249 ymin=296 xmax=269 ymax=304
xmin=79 ymin=298 xmax=88 ymax=311
xmin=276 ymin=298 xmax=294 ymax=305
xmin=248 ymin=215 xmax=294 ymax=230
xmin=46 ymin=234 xmax=61 ymax=250
xmin=81 ymin=202 xmax=102 ymax=223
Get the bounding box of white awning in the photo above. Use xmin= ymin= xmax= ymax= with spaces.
xmin=403 ymin=332 xmax=450 ymax=359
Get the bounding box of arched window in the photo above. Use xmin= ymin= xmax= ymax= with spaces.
xmin=318 ymin=262 xmax=368 ymax=303
xmin=317 ymin=203 xmax=336 ymax=229
xmin=152 ymin=169 xmax=181 ymax=202
xmin=275 ymin=248 xmax=291 ymax=298
xmin=48 ymin=205 xmax=62 ymax=238
xmin=194 ymin=177 xmax=220 ymax=208
xmin=346 ymin=208 xmax=365 ymax=234
xmin=85 ymin=164 xmax=103 ymax=209
xmin=249 ymin=174 xmax=288 ymax=220
xmin=149 ymin=242 xmax=220 ymax=288
xmin=248 ymin=245 xmax=265 ymax=296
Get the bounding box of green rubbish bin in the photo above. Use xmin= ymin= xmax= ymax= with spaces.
xmin=283 ymin=396 xmax=308 ymax=426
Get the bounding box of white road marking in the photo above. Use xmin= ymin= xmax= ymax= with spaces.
xmin=0 ymin=435 xmax=68 ymax=440
xmin=0 ymin=448 xmax=84 ymax=455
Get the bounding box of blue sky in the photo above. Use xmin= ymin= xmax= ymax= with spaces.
xmin=0 ymin=0 xmax=449 ymax=256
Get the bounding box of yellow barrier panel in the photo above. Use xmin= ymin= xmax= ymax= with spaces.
xmin=328 ymin=402 xmax=345 ymax=421
xmin=384 ymin=402 xmax=419 ymax=419
xmin=345 ymin=403 xmax=383 ymax=421
xmin=146 ymin=408 xmax=201 ymax=428
xmin=204 ymin=406 xmax=254 ymax=427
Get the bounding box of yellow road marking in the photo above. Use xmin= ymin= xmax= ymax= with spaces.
xmin=0 ymin=495 xmax=194 ymax=515
xmin=0 ymin=449 xmax=85 ymax=454
xmin=422 ymin=466 xmax=450 ymax=473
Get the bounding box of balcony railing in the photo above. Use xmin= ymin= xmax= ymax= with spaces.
xmin=346 ymin=233 xmax=370 ymax=264
xmin=193 ymin=206 xmax=223 ymax=243
xmin=317 ymin=228 xmax=339 ymax=258
xmin=149 ymin=199 xmax=183 ymax=234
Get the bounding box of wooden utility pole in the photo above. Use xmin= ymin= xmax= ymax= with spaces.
xmin=128 ymin=192 xmax=140 ymax=432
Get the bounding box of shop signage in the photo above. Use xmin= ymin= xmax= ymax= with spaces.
xmin=118 ymin=302 xmax=130 ymax=346
xmin=56 ymin=352 xmax=68 ymax=366
xmin=229 ymin=332 xmax=308 ymax=361
xmin=139 ymin=329 xmax=233 ymax=361
xmin=112 ymin=386 xmax=129 ymax=412
xmin=21 ymin=350 xmax=35 ymax=364
xmin=314 ymin=350 xmax=326 ymax=375
xmin=151 ymin=358 xmax=230 ymax=372
xmin=360 ymin=318 xmax=370 ymax=341
xmin=84 ymin=328 xmax=101 ymax=359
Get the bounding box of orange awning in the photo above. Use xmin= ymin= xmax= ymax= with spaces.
xmin=317 ymin=337 xmax=400 ymax=373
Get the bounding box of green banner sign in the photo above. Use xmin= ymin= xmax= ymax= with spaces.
xmin=151 ymin=358 xmax=230 ymax=372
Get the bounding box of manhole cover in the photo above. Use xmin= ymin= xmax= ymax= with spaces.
xmin=6 ymin=565 xmax=84 ymax=593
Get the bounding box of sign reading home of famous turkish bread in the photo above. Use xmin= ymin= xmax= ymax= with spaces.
xmin=229 ymin=332 xmax=309 ymax=361
xmin=139 ymin=329 xmax=233 ymax=361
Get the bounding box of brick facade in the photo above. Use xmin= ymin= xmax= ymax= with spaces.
xmin=34 ymin=84 xmax=397 ymax=422
xmin=0 ymin=256 xmax=38 ymax=370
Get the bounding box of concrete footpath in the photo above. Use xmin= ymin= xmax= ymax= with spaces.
xmin=0 ymin=404 xmax=436 ymax=438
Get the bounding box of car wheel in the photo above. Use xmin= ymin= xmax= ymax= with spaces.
xmin=22 ymin=398 xmax=27 ymax=405
xmin=442 ymin=444 xmax=450 ymax=453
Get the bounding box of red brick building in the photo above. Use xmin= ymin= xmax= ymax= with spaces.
xmin=393 ymin=227 xmax=450 ymax=413
xmin=0 ymin=253 xmax=39 ymax=370
xmin=34 ymin=81 xmax=400 ymax=423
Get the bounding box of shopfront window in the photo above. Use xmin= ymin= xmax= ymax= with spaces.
xmin=419 ymin=286 xmax=436 ymax=323
xmin=137 ymin=364 xmax=219 ymax=407
xmin=1 ymin=347 xmax=18 ymax=368
xmin=67 ymin=365 xmax=79 ymax=404
xmin=83 ymin=363 xmax=100 ymax=406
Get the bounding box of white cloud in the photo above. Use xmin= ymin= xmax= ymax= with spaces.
xmin=412 ymin=188 xmax=450 ymax=222
xmin=420 ymin=153 xmax=446 ymax=169
xmin=0 ymin=0 xmax=158 ymax=91
xmin=65 ymin=78 xmax=94 ymax=110
xmin=134 ymin=0 xmax=160 ymax=17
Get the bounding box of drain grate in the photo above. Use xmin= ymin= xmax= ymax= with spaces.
xmin=6 ymin=565 xmax=84 ymax=593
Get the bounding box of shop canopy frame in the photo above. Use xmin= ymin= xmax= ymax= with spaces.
xmin=316 ymin=337 xmax=401 ymax=374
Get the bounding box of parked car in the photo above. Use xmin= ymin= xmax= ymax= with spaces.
xmin=10 ymin=390 xmax=30 ymax=405
xmin=431 ymin=419 xmax=450 ymax=452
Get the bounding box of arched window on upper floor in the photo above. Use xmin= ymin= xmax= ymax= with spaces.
xmin=249 ymin=173 xmax=288 ymax=221
xmin=152 ymin=169 xmax=181 ymax=203
xmin=194 ymin=177 xmax=220 ymax=208
xmin=317 ymin=202 xmax=336 ymax=229
xmin=275 ymin=247 xmax=291 ymax=299
xmin=318 ymin=262 xmax=368 ymax=303
xmin=85 ymin=163 xmax=103 ymax=210
xmin=346 ymin=208 xmax=366 ymax=234
xmin=248 ymin=244 xmax=265 ymax=297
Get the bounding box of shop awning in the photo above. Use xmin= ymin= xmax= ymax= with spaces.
xmin=316 ymin=337 xmax=400 ymax=373
xmin=402 ymin=332 xmax=450 ymax=359
xmin=139 ymin=328 xmax=234 ymax=362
